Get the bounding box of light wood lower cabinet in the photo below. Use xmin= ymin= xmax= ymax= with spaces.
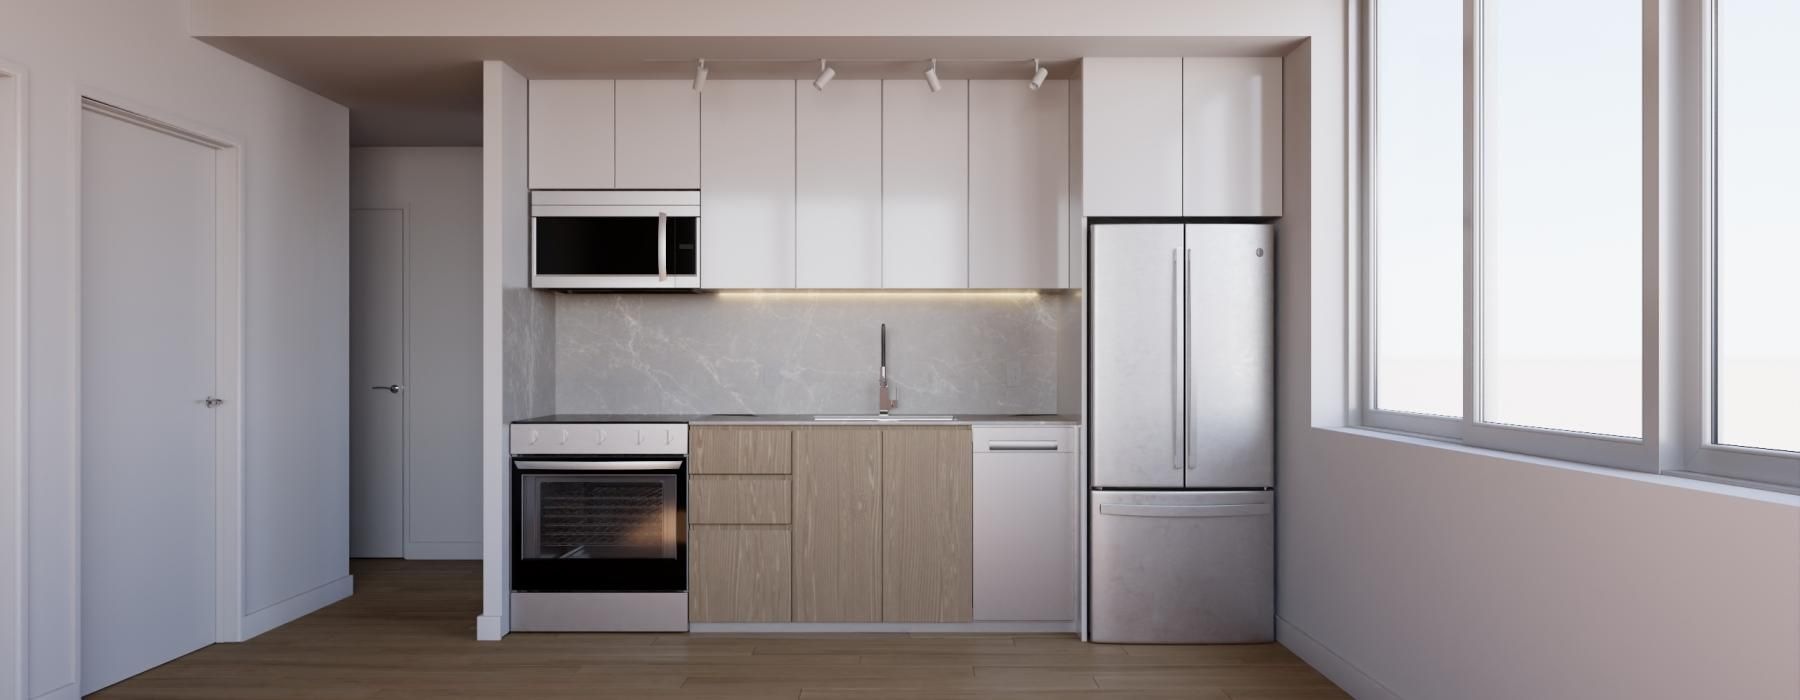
xmin=880 ymin=427 xmax=974 ymax=622
xmin=792 ymin=428 xmax=883 ymax=622
xmin=689 ymin=524 xmax=792 ymax=622
xmin=687 ymin=425 xmax=974 ymax=624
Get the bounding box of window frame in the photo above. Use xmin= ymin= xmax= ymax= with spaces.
xmin=1360 ymin=0 xmax=1799 ymax=489
xmin=1687 ymin=0 xmax=1800 ymax=488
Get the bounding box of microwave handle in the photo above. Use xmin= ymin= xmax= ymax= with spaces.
xmin=657 ymin=211 xmax=668 ymax=281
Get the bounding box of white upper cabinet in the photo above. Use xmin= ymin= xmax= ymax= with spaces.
xmin=796 ymin=80 xmax=883 ymax=288
xmin=882 ymin=79 xmax=970 ymax=289
xmin=528 ymin=80 xmax=615 ymax=189
xmin=615 ymin=80 xmax=700 ymax=189
xmin=1184 ymin=58 xmax=1282 ymax=217
xmin=969 ymin=80 xmax=1069 ymax=289
xmin=1081 ymin=58 xmax=1184 ymax=217
xmin=700 ymin=80 xmax=797 ymax=289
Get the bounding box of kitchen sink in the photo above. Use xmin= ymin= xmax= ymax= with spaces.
xmin=812 ymin=415 xmax=955 ymax=422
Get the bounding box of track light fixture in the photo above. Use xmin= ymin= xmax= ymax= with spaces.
xmin=1029 ymin=59 xmax=1048 ymax=90
xmin=813 ymin=59 xmax=836 ymax=91
xmin=924 ymin=58 xmax=941 ymax=93
xmin=693 ymin=59 xmax=708 ymax=92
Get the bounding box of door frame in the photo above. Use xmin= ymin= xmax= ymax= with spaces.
xmin=75 ymin=95 xmax=246 ymax=648
xmin=1 ymin=60 xmax=26 ymax=700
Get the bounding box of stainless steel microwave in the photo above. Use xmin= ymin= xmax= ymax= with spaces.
xmin=530 ymin=190 xmax=700 ymax=289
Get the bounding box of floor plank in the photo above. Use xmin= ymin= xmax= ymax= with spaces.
xmin=90 ymin=559 xmax=1345 ymax=699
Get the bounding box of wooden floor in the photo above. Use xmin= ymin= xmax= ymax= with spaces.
xmin=94 ymin=559 xmax=1347 ymax=699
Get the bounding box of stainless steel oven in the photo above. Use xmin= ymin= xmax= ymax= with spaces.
xmin=509 ymin=421 xmax=689 ymax=631
xmin=530 ymin=190 xmax=700 ymax=289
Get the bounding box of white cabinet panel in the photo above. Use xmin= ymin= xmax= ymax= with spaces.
xmin=1081 ymin=58 xmax=1183 ymax=217
xmin=616 ymin=80 xmax=700 ymax=189
xmin=701 ymin=81 xmax=796 ymax=288
xmin=972 ymin=426 xmax=1078 ymax=622
xmin=969 ymin=80 xmax=1069 ymax=289
xmin=797 ymin=80 xmax=883 ymax=288
xmin=882 ymin=79 xmax=969 ymax=288
xmin=528 ymin=80 xmax=614 ymax=189
xmin=1184 ymin=58 xmax=1282 ymax=217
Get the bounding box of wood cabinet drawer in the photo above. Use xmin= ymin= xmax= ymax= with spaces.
xmin=691 ymin=426 xmax=792 ymax=474
xmin=689 ymin=525 xmax=792 ymax=622
xmin=691 ymin=475 xmax=791 ymax=524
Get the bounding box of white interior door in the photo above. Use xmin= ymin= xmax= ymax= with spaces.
xmin=80 ymin=105 xmax=217 ymax=694
xmin=350 ymin=209 xmax=405 ymax=558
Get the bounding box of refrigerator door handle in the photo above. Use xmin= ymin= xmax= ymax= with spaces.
xmin=1173 ymin=247 xmax=1184 ymax=472
xmin=1183 ymin=246 xmax=1193 ymax=471
xmin=1098 ymin=503 xmax=1272 ymax=518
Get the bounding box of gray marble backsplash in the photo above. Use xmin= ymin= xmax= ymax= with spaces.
xmin=553 ymin=292 xmax=1077 ymax=415
xmin=503 ymin=287 xmax=557 ymax=420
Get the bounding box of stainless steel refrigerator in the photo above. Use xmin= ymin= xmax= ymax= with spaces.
xmin=1088 ymin=223 xmax=1275 ymax=644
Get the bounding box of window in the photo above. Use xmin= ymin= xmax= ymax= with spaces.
xmin=1362 ymin=0 xmax=1800 ymax=489
xmin=1477 ymin=0 xmax=1642 ymax=439
xmin=1370 ymin=0 xmax=1463 ymax=419
xmin=1714 ymin=0 xmax=1800 ymax=455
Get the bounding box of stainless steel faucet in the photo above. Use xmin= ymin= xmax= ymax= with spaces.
xmin=878 ymin=323 xmax=898 ymax=415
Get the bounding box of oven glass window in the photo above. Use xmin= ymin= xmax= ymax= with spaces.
xmin=521 ymin=474 xmax=678 ymax=560
xmin=535 ymin=216 xmax=698 ymax=275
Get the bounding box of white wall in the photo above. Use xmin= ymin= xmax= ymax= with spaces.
xmin=350 ymin=147 xmax=483 ymax=560
xmin=479 ymin=60 xmax=529 ymax=641
xmin=1 ymin=2 xmax=349 ymax=698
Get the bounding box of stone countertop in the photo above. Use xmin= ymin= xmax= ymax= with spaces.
xmin=514 ymin=413 xmax=1080 ymax=426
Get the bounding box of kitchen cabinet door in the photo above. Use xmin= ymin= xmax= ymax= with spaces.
xmin=528 ymin=80 xmax=615 ymax=189
xmin=701 ymin=80 xmax=796 ymax=288
xmin=689 ymin=524 xmax=792 ymax=622
xmin=972 ymin=427 xmax=1078 ymax=621
xmin=969 ymin=80 xmax=1069 ymax=289
xmin=1081 ymin=58 xmax=1183 ymax=216
xmin=1184 ymin=58 xmax=1282 ymax=217
xmin=797 ymin=80 xmax=883 ymax=288
xmin=882 ymin=79 xmax=969 ymax=288
xmin=881 ymin=427 xmax=973 ymax=622
xmin=792 ymin=428 xmax=883 ymax=622
xmin=615 ymin=80 xmax=700 ymax=189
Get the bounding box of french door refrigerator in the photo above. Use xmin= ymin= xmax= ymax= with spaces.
xmin=1089 ymin=223 xmax=1275 ymax=643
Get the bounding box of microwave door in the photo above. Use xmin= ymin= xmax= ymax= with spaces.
xmin=531 ymin=210 xmax=699 ymax=289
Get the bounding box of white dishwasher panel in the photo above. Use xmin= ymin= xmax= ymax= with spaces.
xmin=973 ymin=427 xmax=1079 ymax=622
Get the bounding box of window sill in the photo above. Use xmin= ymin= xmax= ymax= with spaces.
xmin=1317 ymin=425 xmax=1800 ymax=505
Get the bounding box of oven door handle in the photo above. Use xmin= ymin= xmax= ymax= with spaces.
xmin=657 ymin=211 xmax=668 ymax=281
xmin=514 ymin=460 xmax=684 ymax=471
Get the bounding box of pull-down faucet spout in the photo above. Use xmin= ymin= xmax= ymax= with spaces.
xmin=878 ymin=323 xmax=898 ymax=415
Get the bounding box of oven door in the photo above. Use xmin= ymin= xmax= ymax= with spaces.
xmin=512 ymin=458 xmax=687 ymax=593
xmin=531 ymin=193 xmax=700 ymax=289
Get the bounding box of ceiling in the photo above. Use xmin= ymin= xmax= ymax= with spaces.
xmin=198 ymin=35 xmax=1301 ymax=146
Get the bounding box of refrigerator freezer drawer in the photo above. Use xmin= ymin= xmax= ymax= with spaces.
xmin=1089 ymin=490 xmax=1273 ymax=644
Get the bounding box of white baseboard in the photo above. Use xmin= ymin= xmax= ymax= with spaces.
xmin=690 ymin=621 xmax=1078 ymax=634
xmin=29 ymin=683 xmax=77 ymax=700
xmin=404 ymin=541 xmax=481 ymax=560
xmin=1276 ymin=616 xmax=1400 ymax=700
xmin=239 ymin=575 xmax=353 ymax=641
xmin=476 ymin=614 xmax=508 ymax=641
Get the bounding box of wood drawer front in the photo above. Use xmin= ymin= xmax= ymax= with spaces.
xmin=691 ymin=426 xmax=793 ymax=474
xmin=689 ymin=525 xmax=792 ymax=623
xmin=691 ymin=476 xmax=791 ymax=524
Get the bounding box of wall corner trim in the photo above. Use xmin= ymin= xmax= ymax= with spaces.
xmin=475 ymin=614 xmax=508 ymax=641
xmin=1276 ymin=616 xmax=1402 ymax=700
xmin=239 ymin=575 xmax=353 ymax=641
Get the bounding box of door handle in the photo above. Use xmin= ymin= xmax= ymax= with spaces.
xmin=657 ymin=211 xmax=668 ymax=281
xmin=202 ymin=396 xmax=224 ymax=407
xmin=1183 ymin=247 xmax=1192 ymax=471
xmin=986 ymin=440 xmax=1060 ymax=452
xmin=1173 ymin=248 xmax=1183 ymax=472
xmin=371 ymin=384 xmax=403 ymax=394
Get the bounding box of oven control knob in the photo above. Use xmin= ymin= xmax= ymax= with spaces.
xmin=527 ymin=429 xmax=540 ymax=445
xmin=596 ymin=428 xmax=607 ymax=445
xmin=558 ymin=429 xmax=569 ymax=445
xmin=635 ymin=429 xmax=644 ymax=446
